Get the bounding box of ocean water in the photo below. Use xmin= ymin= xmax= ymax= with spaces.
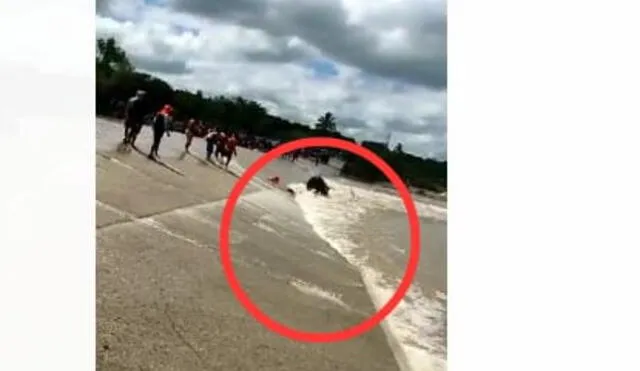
xmin=289 ymin=178 xmax=447 ymax=371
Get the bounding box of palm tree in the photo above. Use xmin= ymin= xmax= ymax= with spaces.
xmin=315 ymin=112 xmax=337 ymax=132
xmin=96 ymin=37 xmax=133 ymax=78
xmin=393 ymin=142 xmax=404 ymax=153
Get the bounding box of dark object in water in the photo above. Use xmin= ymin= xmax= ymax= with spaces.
xmin=286 ymin=187 xmax=295 ymax=196
xmin=306 ymin=176 xmax=330 ymax=196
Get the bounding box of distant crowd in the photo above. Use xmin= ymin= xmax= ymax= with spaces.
xmin=114 ymin=90 xmax=334 ymax=167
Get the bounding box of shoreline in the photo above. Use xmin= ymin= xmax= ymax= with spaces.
xmin=292 ymin=180 xmax=448 ymax=371
xmin=97 ymin=115 xmax=447 ymax=205
xmin=96 ymin=118 xmax=401 ymax=371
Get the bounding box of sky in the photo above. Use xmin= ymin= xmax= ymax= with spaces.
xmin=96 ymin=0 xmax=447 ymax=160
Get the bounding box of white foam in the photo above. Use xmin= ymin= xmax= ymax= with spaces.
xmin=362 ymin=268 xmax=447 ymax=371
xmin=390 ymin=244 xmax=406 ymax=255
xmin=307 ymin=178 xmax=447 ymax=222
xmin=254 ymin=219 xmax=278 ymax=234
xmin=289 ymin=279 xmax=352 ymax=311
xmin=290 ymin=179 xmax=447 ymax=371
xmin=289 ymin=182 xmax=367 ymax=259
xmin=310 ymin=249 xmax=337 ymax=261
xmin=139 ymin=218 xmax=210 ymax=250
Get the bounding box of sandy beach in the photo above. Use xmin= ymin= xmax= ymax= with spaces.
xmin=96 ymin=118 xmax=401 ymax=370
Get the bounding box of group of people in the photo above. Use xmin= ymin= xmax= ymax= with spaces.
xmin=184 ymin=118 xmax=238 ymax=168
xmin=281 ymin=148 xmax=329 ymax=166
xmin=122 ymin=90 xmax=173 ymax=161
xmin=121 ymin=90 xmax=237 ymax=168
xmin=282 ymin=149 xmax=301 ymax=162
xmin=119 ymin=89 xmax=333 ymax=197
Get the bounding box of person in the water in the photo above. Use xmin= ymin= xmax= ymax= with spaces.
xmin=306 ymin=175 xmax=330 ymax=196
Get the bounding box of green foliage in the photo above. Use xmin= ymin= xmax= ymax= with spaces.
xmin=96 ymin=37 xmax=133 ymax=79
xmin=95 ymin=37 xmax=447 ymax=191
xmin=393 ymin=142 xmax=404 ymax=153
xmin=340 ymin=141 xmax=447 ymax=192
xmin=315 ymin=112 xmax=337 ymax=132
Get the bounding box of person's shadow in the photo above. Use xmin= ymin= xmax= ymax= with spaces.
xmin=180 ymin=151 xmax=211 ymax=166
xmin=130 ymin=147 xmax=185 ymax=176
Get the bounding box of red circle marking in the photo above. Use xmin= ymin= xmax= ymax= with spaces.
xmin=219 ymin=137 xmax=421 ymax=343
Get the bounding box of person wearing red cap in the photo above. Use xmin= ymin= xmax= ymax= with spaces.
xmin=148 ymin=104 xmax=173 ymax=160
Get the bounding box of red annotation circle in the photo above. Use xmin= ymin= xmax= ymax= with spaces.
xmin=219 ymin=137 xmax=421 ymax=343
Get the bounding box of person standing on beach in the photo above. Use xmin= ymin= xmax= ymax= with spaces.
xmin=214 ymin=130 xmax=228 ymax=161
xmin=184 ymin=118 xmax=196 ymax=152
xmin=122 ymin=90 xmax=147 ymax=148
xmin=220 ymin=133 xmax=238 ymax=169
xmin=291 ymin=150 xmax=300 ymax=162
xmin=148 ymin=104 xmax=173 ymax=160
xmin=314 ymin=150 xmax=321 ymax=166
xmin=205 ymin=127 xmax=218 ymax=161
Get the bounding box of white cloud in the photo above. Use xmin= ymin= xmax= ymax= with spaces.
xmin=96 ymin=0 xmax=446 ymax=159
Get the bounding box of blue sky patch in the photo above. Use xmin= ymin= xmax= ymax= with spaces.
xmin=307 ymin=58 xmax=339 ymax=79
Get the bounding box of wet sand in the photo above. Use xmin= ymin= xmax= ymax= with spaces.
xmin=96 ymin=118 xmax=399 ymax=371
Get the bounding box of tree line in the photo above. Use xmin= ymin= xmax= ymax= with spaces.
xmin=96 ymin=37 xmax=446 ymax=192
xmin=341 ymin=141 xmax=446 ymax=193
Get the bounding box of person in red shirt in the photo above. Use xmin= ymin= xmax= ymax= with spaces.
xmin=148 ymin=104 xmax=173 ymax=160
xmin=220 ymin=133 xmax=238 ymax=169
xmin=214 ymin=130 xmax=227 ymax=161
